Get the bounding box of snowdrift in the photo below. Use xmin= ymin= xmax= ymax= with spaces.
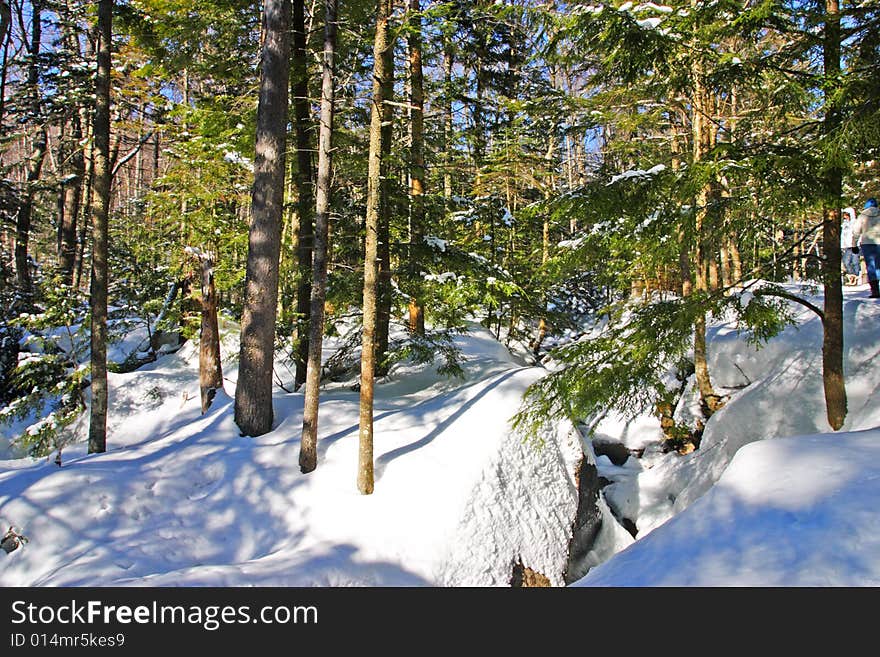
xmin=576 ymin=429 xmax=880 ymax=586
xmin=579 ymin=284 xmax=880 ymax=586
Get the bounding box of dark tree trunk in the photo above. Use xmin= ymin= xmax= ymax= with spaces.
xmin=58 ymin=113 xmax=84 ymax=284
xmin=88 ymin=0 xmax=113 ymax=455
xmin=15 ymin=1 xmax=46 ymax=301
xmin=359 ymin=0 xmax=392 ymax=495
xmin=0 ymin=0 xmax=12 ymax=137
xmin=292 ymin=0 xmax=314 ymax=389
xmin=0 ymin=1 xmax=10 ymax=135
xmin=299 ymin=0 xmax=338 ymax=474
xmin=198 ymin=252 xmax=223 ymax=413
xmin=235 ymin=0 xmax=291 ymax=437
xmin=821 ymin=0 xmax=846 ymax=430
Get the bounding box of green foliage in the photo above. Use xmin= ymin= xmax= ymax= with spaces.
xmin=386 ymin=329 xmax=465 ymax=379
xmin=514 ymin=285 xmax=795 ymax=439
xmin=0 ymin=277 xmax=90 ymax=457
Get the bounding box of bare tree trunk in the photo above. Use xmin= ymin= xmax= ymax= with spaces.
xmin=59 ymin=112 xmax=84 ymax=284
xmin=374 ymin=20 xmax=394 ymax=378
xmin=821 ymin=0 xmax=846 ymax=430
xmin=235 ymin=0 xmax=291 ymax=437
xmin=292 ymin=0 xmax=314 ymax=389
xmin=0 ymin=0 xmax=9 ymax=122
xmin=442 ymin=35 xmax=453 ymax=207
xmin=15 ymin=1 xmax=46 ymax=300
xmin=359 ymin=0 xmax=392 ymax=495
xmin=407 ymin=0 xmax=425 ymax=336
xmin=299 ymin=0 xmax=337 ymax=474
xmin=88 ymin=0 xmax=113 ymax=455
xmin=729 ymin=237 xmax=742 ymax=283
xmin=197 ymin=252 xmax=223 ymax=413
xmin=691 ymin=62 xmax=723 ymax=417
xmin=0 ymin=2 xmax=10 ymax=136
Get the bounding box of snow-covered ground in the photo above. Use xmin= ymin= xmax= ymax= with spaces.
xmin=578 ymin=282 xmax=880 ymax=586
xmin=0 ymin=322 xmax=624 ymax=586
xmin=2 ymin=282 xmax=879 ymax=586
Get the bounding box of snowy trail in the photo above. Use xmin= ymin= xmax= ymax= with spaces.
xmin=0 ymin=326 xmax=588 ymax=586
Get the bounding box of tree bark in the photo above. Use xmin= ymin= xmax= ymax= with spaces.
xmin=15 ymin=1 xmax=46 ymax=301
xmin=442 ymin=35 xmax=453 ymax=207
xmin=235 ymin=0 xmax=291 ymax=437
xmin=821 ymin=0 xmax=846 ymax=430
xmin=88 ymin=0 xmax=113 ymax=455
xmin=406 ymin=0 xmax=426 ymax=336
xmin=375 ymin=13 xmax=395 ymax=377
xmin=0 ymin=0 xmax=12 ymax=137
xmin=691 ymin=58 xmax=723 ymax=417
xmin=198 ymin=252 xmax=223 ymax=413
xmin=359 ymin=0 xmax=392 ymax=495
xmin=292 ymin=0 xmax=314 ymax=389
xmin=58 ymin=112 xmax=84 ymax=284
xmin=299 ymin=0 xmax=338 ymax=474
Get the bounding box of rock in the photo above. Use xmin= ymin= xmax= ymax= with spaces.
xmin=510 ymin=561 xmax=552 ymax=587
xmin=564 ymin=455 xmax=603 ymax=584
xmin=592 ymin=439 xmax=632 ymax=466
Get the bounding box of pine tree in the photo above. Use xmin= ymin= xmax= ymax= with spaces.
xmin=88 ymin=0 xmax=113 ymax=455
xmin=358 ymin=0 xmax=393 ymax=495
xmin=235 ymin=0 xmax=291 ymax=437
xmin=299 ymin=0 xmax=338 ymax=474
xmin=407 ymin=0 xmax=426 ymax=335
xmin=291 ymin=0 xmax=314 ymax=390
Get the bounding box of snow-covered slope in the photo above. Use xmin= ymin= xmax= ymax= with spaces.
xmin=576 ymin=429 xmax=880 ymax=586
xmin=578 ymin=284 xmax=880 ymax=586
xmin=0 ymin=323 xmax=613 ymax=586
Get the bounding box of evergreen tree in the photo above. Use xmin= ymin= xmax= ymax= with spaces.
xmin=235 ymin=0 xmax=291 ymax=437
xmin=88 ymin=0 xmax=113 ymax=454
xmin=300 ymin=0 xmax=339 ymax=474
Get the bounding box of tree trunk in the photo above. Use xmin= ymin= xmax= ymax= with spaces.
xmin=299 ymin=0 xmax=338 ymax=474
xmin=234 ymin=0 xmax=291 ymax=437
xmin=359 ymin=0 xmax=392 ymax=495
xmin=375 ymin=15 xmax=395 ymax=377
xmin=292 ymin=0 xmax=314 ymax=389
xmin=0 ymin=3 xmax=10 ymax=136
xmin=406 ymin=0 xmax=426 ymax=336
xmin=821 ymin=0 xmax=846 ymax=430
xmin=442 ymin=36 xmax=453 ymax=207
xmin=691 ymin=61 xmax=723 ymax=417
xmin=15 ymin=1 xmax=46 ymax=301
xmin=198 ymin=252 xmax=223 ymax=413
xmin=88 ymin=0 xmax=113 ymax=455
xmin=59 ymin=112 xmax=84 ymax=284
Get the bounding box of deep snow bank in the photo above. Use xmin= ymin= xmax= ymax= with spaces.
xmin=590 ymin=285 xmax=880 ymax=540
xmin=575 ymin=429 xmax=880 ymax=586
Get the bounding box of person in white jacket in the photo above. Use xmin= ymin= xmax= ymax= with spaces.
xmin=852 ymin=197 xmax=880 ymax=298
xmin=841 ymin=207 xmax=859 ymax=285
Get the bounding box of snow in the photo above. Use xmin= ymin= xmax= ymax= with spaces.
xmin=0 ymin=324 xmax=596 ymax=586
xmin=424 ymin=235 xmax=448 ymax=253
xmin=576 ymin=283 xmax=880 ymax=586
xmin=608 ymin=164 xmax=666 ymax=185
xmin=576 ymin=430 xmax=880 ymax=586
xmin=4 ymin=283 xmax=880 ymax=587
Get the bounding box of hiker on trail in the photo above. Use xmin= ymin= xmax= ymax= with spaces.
xmin=841 ymin=207 xmax=859 ymax=286
xmin=852 ymin=197 xmax=880 ymax=298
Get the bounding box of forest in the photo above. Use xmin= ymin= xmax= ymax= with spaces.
xmin=0 ymin=0 xmax=879 ymax=588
